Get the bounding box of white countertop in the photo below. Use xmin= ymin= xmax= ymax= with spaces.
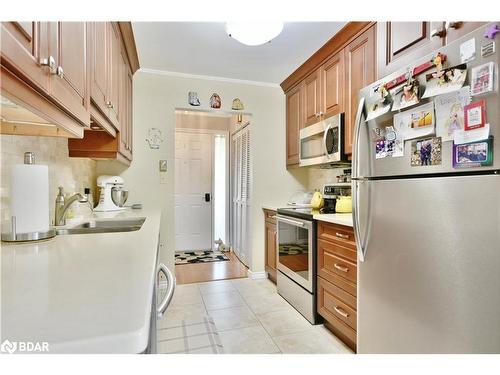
xmin=313 ymin=213 xmax=353 ymax=227
xmin=0 ymin=208 xmax=162 ymax=353
xmin=262 ymin=204 xmax=286 ymax=211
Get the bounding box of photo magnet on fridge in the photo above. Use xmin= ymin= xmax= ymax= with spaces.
xmin=422 ymin=64 xmax=467 ymax=99
xmin=453 ymin=136 xmax=493 ymax=168
xmin=464 ymin=100 xmax=486 ymax=131
xmin=410 ymin=137 xmax=442 ymax=167
xmin=471 ymin=62 xmax=496 ymax=96
xmin=391 ymin=78 xmax=420 ymax=111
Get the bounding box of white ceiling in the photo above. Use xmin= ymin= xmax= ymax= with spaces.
xmin=132 ymin=22 xmax=346 ymax=85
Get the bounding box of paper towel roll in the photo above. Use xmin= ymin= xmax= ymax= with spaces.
xmin=10 ymin=164 xmax=50 ymax=233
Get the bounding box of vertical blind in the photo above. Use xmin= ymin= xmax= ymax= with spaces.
xmin=230 ymin=125 xmax=252 ymax=267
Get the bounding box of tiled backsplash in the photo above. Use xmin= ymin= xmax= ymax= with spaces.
xmin=0 ymin=135 xmax=97 ymax=225
xmin=307 ymin=167 xmax=350 ymax=191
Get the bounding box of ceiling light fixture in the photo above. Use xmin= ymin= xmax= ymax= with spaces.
xmin=225 ymin=22 xmax=284 ymax=46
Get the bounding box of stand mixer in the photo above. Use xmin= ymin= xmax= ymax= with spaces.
xmin=94 ymin=175 xmax=126 ymax=212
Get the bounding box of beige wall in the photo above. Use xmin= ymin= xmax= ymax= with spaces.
xmin=306 ymin=167 xmax=349 ymax=191
xmin=175 ymin=111 xmax=231 ymax=131
xmin=0 ymin=135 xmax=96 ymax=226
xmin=97 ymin=71 xmax=308 ymax=272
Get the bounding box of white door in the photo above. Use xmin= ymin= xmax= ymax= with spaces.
xmin=175 ymin=131 xmax=213 ymax=251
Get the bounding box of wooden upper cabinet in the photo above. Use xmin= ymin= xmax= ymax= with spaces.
xmin=107 ymin=23 xmax=121 ymax=129
xmin=321 ymin=49 xmax=345 ymax=119
xmin=445 ymin=22 xmax=486 ymax=43
xmin=286 ymin=82 xmax=303 ymax=166
xmin=46 ymin=22 xmax=90 ymax=127
xmin=344 ymin=26 xmax=375 ymax=155
xmin=89 ymin=22 xmax=109 ymax=116
xmin=377 ymin=22 xmax=445 ymax=78
xmin=118 ymin=49 xmax=132 ymax=160
xmin=0 ymin=22 xmax=49 ymax=91
xmin=303 ymin=69 xmax=321 ymax=127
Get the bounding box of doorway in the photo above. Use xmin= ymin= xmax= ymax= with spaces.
xmin=174 ymin=110 xmax=248 ymax=284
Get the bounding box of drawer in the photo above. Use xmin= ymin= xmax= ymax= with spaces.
xmin=318 ymin=238 xmax=357 ymax=263
xmin=319 ymin=245 xmax=357 ymax=285
xmin=318 ymin=221 xmax=355 ymax=248
xmin=263 ymin=209 xmax=277 ymax=223
xmin=318 ymin=277 xmax=357 ymax=330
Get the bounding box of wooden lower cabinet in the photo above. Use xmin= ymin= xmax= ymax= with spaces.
xmin=316 ymin=221 xmax=357 ymax=351
xmin=263 ymin=209 xmax=277 ymax=283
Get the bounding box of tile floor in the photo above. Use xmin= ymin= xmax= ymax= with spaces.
xmin=157 ymin=277 xmax=353 ymax=354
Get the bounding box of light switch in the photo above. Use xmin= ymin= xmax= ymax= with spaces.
xmin=159 ymin=160 xmax=168 ymax=172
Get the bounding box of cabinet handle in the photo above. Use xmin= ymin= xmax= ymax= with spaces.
xmin=270 ymin=215 xmax=277 ymax=219
xmin=40 ymin=56 xmax=56 ymax=73
xmin=430 ymin=28 xmax=446 ymax=38
xmin=315 ymin=112 xmax=320 ymax=118
xmin=319 ymin=111 xmax=324 ymax=117
xmin=445 ymin=21 xmax=462 ymax=30
xmin=333 ymin=263 xmax=349 ymax=273
xmin=335 ymin=232 xmax=349 ymax=239
xmin=334 ymin=306 xmax=349 ymax=318
xmin=55 ymin=66 xmax=64 ymax=79
xmin=106 ymin=101 xmax=114 ymax=109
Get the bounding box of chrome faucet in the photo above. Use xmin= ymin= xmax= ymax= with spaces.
xmin=54 ymin=187 xmax=93 ymax=226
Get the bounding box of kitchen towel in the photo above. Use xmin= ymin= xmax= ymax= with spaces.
xmin=10 ymin=163 xmax=50 ymax=233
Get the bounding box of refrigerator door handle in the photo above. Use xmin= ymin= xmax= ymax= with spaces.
xmin=352 ymin=97 xmax=367 ymax=262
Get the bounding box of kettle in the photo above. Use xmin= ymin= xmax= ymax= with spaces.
xmin=310 ymin=190 xmax=324 ymax=213
xmin=335 ymin=196 xmax=352 ymax=213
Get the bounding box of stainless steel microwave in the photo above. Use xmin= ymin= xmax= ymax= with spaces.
xmin=299 ymin=113 xmax=346 ymax=167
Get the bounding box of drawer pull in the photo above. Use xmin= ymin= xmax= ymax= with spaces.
xmin=334 ymin=306 xmax=349 ymax=318
xmin=270 ymin=215 xmax=277 ymax=219
xmin=333 ymin=263 xmax=349 ymax=273
xmin=335 ymin=232 xmax=349 ymax=239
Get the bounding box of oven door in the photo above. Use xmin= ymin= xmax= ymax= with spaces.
xmin=276 ymin=215 xmax=313 ymax=292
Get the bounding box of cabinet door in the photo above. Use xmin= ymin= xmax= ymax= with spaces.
xmin=345 ymin=26 xmax=375 ymax=156
xmin=107 ymin=23 xmax=121 ymax=129
xmin=47 ymin=22 xmax=90 ymax=126
xmin=126 ymin=70 xmax=133 ymax=156
xmin=89 ymin=22 xmax=109 ymax=116
xmin=321 ymin=49 xmax=345 ymax=119
xmin=303 ymin=68 xmax=321 ymax=127
xmin=266 ymin=221 xmax=277 ymax=270
xmin=376 ymin=21 xmax=445 ymax=78
xmin=1 ymin=22 xmax=49 ymax=91
xmin=285 ymin=83 xmax=303 ymax=166
xmin=445 ymin=22 xmax=486 ymax=43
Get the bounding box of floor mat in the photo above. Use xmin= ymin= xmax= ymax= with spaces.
xmin=175 ymin=250 xmax=230 ymax=265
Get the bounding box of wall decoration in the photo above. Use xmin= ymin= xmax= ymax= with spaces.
xmin=460 ymin=38 xmax=476 ymax=63
xmin=453 ymin=136 xmax=493 ymax=168
xmin=210 ymin=93 xmax=222 ymax=109
xmin=391 ymin=78 xmax=420 ymax=111
xmin=231 ymin=98 xmax=244 ymax=110
xmin=188 ymin=91 xmax=200 ymax=106
xmin=393 ymin=102 xmax=435 ymax=141
xmin=434 ymin=86 xmax=471 ymax=142
xmin=471 ymin=62 xmax=495 ymax=96
xmin=422 ymin=64 xmax=467 ymax=98
xmin=410 ymin=137 xmax=442 ymax=167
xmin=464 ymin=100 xmax=486 ymax=131
xmin=145 ymin=128 xmax=163 ymax=149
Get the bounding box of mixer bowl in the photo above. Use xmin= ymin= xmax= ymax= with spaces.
xmin=111 ymin=188 xmax=129 ymax=207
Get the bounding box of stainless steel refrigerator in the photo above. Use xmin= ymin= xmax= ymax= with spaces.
xmin=353 ymin=23 xmax=500 ymax=353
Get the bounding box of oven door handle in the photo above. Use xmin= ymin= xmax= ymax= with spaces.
xmin=323 ymin=122 xmax=333 ymax=159
xmin=277 ymin=217 xmax=305 ymax=227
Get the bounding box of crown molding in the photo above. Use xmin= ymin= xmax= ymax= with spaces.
xmin=138 ymin=68 xmax=281 ymax=88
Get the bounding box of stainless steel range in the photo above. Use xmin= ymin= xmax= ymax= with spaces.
xmin=276 ymin=207 xmax=317 ymax=324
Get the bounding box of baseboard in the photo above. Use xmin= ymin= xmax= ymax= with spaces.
xmin=246 ymin=270 xmax=267 ymax=280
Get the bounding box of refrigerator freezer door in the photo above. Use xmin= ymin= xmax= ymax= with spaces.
xmin=356 ymin=23 xmax=500 ymax=178
xmin=357 ymin=174 xmax=500 ymax=353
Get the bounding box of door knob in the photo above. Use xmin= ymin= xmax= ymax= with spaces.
xmin=430 ymin=28 xmax=446 ymax=38
xmin=445 ymin=21 xmax=462 ymax=30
